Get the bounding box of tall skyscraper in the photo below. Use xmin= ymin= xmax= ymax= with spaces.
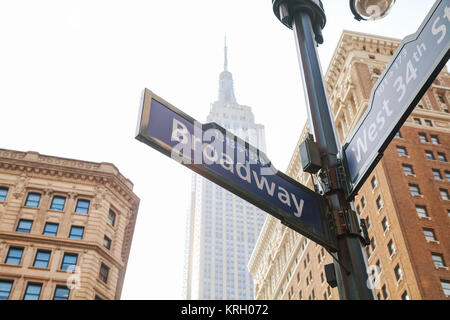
xmin=249 ymin=30 xmax=450 ymax=300
xmin=184 ymin=40 xmax=267 ymax=300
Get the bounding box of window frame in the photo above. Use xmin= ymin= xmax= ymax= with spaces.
xmin=68 ymin=226 xmax=85 ymax=240
xmin=43 ymin=222 xmax=59 ymax=237
xmin=23 ymin=282 xmax=42 ymax=300
xmin=431 ymin=253 xmax=446 ymax=268
xmin=50 ymin=196 xmax=66 ymax=211
xmin=402 ymin=164 xmax=414 ymax=175
xmin=425 ymin=150 xmax=435 ymax=160
xmin=0 ymin=187 xmax=8 ymax=202
xmin=416 ymin=206 xmax=429 ymax=218
xmin=103 ymin=235 xmax=111 ymax=250
xmin=397 ymin=146 xmax=408 ymax=156
xmin=33 ymin=250 xmax=51 ymax=269
xmin=107 ymin=209 xmax=116 ymax=227
xmin=24 ymin=192 xmax=42 ymax=208
xmin=438 ymin=152 xmax=448 ymax=162
xmin=0 ymin=280 xmax=13 ymax=300
xmin=99 ymin=263 xmax=110 ymax=283
xmin=53 ymin=286 xmax=70 ymax=300
xmin=75 ymin=199 xmax=90 ymax=214
xmin=409 ymin=184 xmax=421 ymax=196
xmin=16 ymin=219 xmax=33 ymax=233
xmin=5 ymin=247 xmax=24 ymax=265
xmin=60 ymin=253 xmax=78 ymax=271
xmin=423 ymin=228 xmax=437 ymax=242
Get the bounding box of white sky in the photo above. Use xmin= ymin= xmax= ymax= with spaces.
xmin=0 ymin=0 xmax=437 ymax=299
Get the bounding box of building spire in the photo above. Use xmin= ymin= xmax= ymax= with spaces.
xmin=218 ymin=36 xmax=237 ymax=104
xmin=224 ymin=35 xmax=228 ymax=71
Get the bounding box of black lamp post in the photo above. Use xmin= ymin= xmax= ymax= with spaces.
xmin=271 ymin=0 xmax=396 ymax=300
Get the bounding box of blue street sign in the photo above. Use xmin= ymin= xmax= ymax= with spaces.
xmin=136 ymin=88 xmax=336 ymax=250
xmin=343 ymin=0 xmax=450 ymax=199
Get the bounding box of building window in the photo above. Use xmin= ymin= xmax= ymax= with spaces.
xmin=441 ymin=280 xmax=450 ymax=296
xmin=61 ymin=253 xmax=78 ymax=271
xmin=425 ymin=150 xmax=435 ymax=160
xmin=5 ymin=247 xmax=23 ymax=265
xmin=401 ymin=291 xmax=410 ymax=300
xmin=419 ymin=133 xmax=428 ymax=143
xmin=0 ymin=281 xmax=13 ymax=300
xmin=424 ymin=120 xmax=433 ymax=127
xmin=0 ymin=187 xmax=8 ymax=202
xmin=438 ymin=152 xmax=448 ymax=162
xmin=361 ymin=197 xmax=366 ymax=208
xmin=414 ymin=118 xmax=422 ymax=125
xmin=50 ymin=196 xmax=66 ymax=211
xmin=397 ymin=146 xmax=408 ymax=156
xmin=395 ymin=131 xmax=402 ymax=139
xmin=433 ymin=169 xmax=443 ymax=180
xmin=376 ymin=260 xmax=382 ymax=274
xmin=440 ymin=189 xmax=450 ymax=201
xmin=33 ymin=250 xmax=51 ymax=268
xmin=356 ymin=205 xmax=361 ymax=215
xmin=103 ymin=236 xmax=111 ymax=250
xmin=23 ymin=283 xmax=42 ymax=300
xmin=402 ymin=164 xmax=414 ymax=175
xmin=416 ymin=206 xmax=429 ymax=218
xmin=432 ymin=253 xmax=446 ymax=268
xmin=381 ymin=217 xmax=389 ymax=232
xmin=299 ymin=290 xmax=303 ymax=299
xmin=366 ymin=216 xmax=371 ymax=229
xmin=99 ymin=263 xmax=110 ymax=283
xmin=376 ymin=196 xmax=383 ymax=210
xmin=381 ymin=285 xmax=388 ymax=299
xmin=16 ymin=220 xmax=33 ymax=233
xmin=394 ymin=264 xmax=403 ymax=281
xmin=75 ymin=199 xmax=90 ymax=214
xmin=370 ymin=237 xmax=376 ymax=251
xmin=371 ymin=176 xmax=378 ymax=189
xmin=25 ymin=193 xmax=41 ymax=208
xmin=388 ymin=240 xmax=396 ymax=256
xmin=43 ymin=222 xmax=58 ymax=237
xmin=423 ymin=228 xmax=437 ymax=242
xmin=445 ymin=171 xmax=450 ymax=181
xmin=431 ymin=135 xmax=440 ymax=145
xmin=53 ymin=286 xmax=70 ymax=300
xmin=69 ymin=226 xmax=84 ymax=240
xmin=107 ymin=210 xmax=116 ymax=227
xmin=409 ymin=184 xmax=421 ymax=196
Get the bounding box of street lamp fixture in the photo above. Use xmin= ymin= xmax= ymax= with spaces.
xmin=350 ymin=0 xmax=396 ymax=21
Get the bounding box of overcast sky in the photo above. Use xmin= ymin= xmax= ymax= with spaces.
xmin=0 ymin=0 xmax=437 ymax=299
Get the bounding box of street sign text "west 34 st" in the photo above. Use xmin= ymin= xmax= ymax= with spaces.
xmin=343 ymin=0 xmax=450 ymax=198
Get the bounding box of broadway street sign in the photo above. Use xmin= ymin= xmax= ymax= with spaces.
xmin=136 ymin=88 xmax=336 ymax=250
xmin=343 ymin=0 xmax=450 ymax=199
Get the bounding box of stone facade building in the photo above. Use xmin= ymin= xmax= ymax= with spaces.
xmin=248 ymin=30 xmax=450 ymax=300
xmin=0 ymin=149 xmax=139 ymax=300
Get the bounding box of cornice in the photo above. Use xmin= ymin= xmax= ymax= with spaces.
xmin=0 ymin=149 xmax=140 ymax=209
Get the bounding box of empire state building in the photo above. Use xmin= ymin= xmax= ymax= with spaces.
xmin=184 ymin=40 xmax=267 ymax=300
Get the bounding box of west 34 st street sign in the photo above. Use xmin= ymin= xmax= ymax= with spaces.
xmin=136 ymin=89 xmax=336 ymax=250
xmin=343 ymin=0 xmax=450 ymax=198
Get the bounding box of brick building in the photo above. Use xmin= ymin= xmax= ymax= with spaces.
xmin=0 ymin=149 xmax=139 ymax=300
xmin=248 ymin=30 xmax=450 ymax=300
